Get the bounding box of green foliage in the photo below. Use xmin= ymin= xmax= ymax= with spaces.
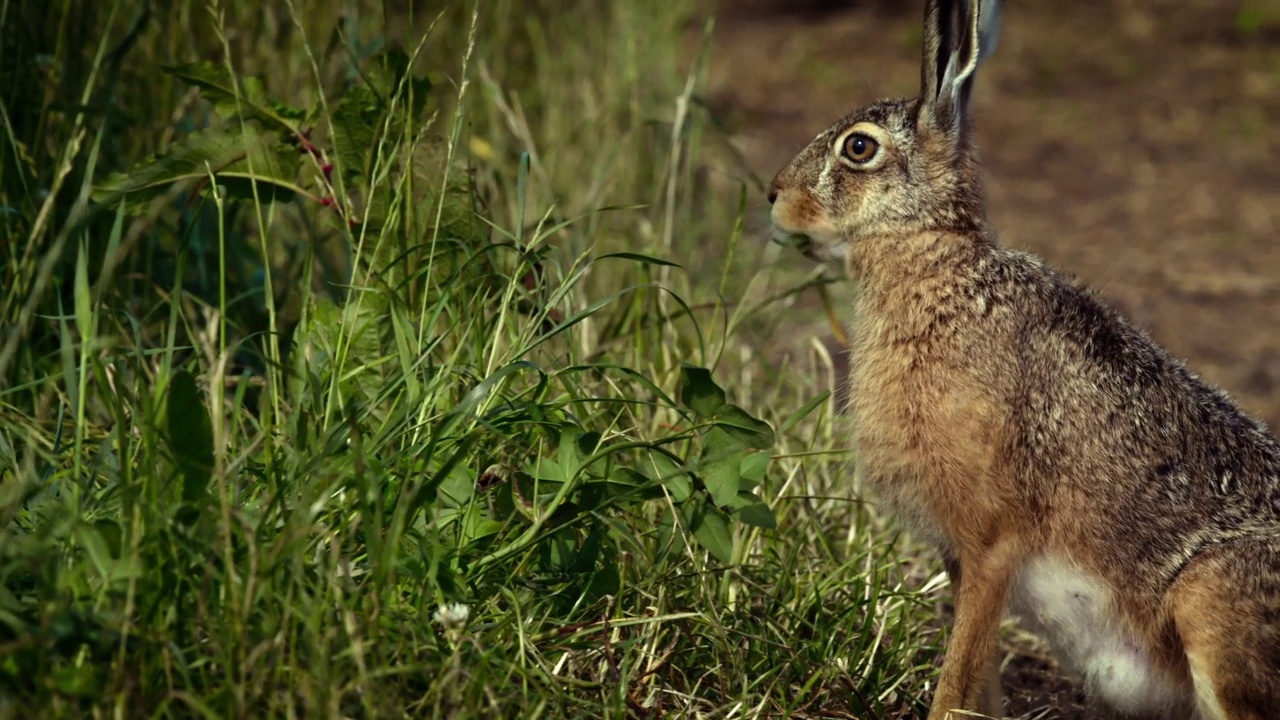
xmin=93 ymin=124 xmax=307 ymax=213
xmin=0 ymin=1 xmax=942 ymax=718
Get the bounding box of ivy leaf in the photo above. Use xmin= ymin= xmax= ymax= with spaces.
xmin=93 ymin=125 xmax=306 ymax=214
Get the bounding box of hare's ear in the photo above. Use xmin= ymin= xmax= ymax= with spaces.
xmin=919 ymin=0 xmax=1001 ymax=139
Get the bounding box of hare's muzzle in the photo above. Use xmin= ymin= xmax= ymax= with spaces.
xmin=771 ymin=228 xmax=813 ymax=251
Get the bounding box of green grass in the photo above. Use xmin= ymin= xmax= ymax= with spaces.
xmin=0 ymin=1 xmax=944 ymax=717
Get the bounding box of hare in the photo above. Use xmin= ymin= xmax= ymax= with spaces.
xmin=766 ymin=0 xmax=1280 ymax=718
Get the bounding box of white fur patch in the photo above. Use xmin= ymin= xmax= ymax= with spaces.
xmin=1007 ymin=556 xmax=1188 ymax=715
xmin=1188 ymin=652 xmax=1229 ymax=720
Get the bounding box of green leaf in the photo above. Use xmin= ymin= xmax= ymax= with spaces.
xmin=163 ymin=62 xmax=304 ymax=131
xmin=300 ymin=292 xmax=388 ymax=402
xmin=51 ymin=664 xmax=99 ymax=698
xmin=369 ymin=48 xmax=432 ymax=121
xmin=714 ymin=405 xmax=776 ymax=451
xmin=437 ymin=466 xmax=474 ymax=508
xmin=329 ymin=48 xmax=433 ymax=185
xmin=727 ymin=490 xmax=776 ymax=529
xmin=739 ymin=451 xmax=770 ymax=490
xmin=779 ymin=390 xmax=832 ymax=435
xmin=698 ymin=429 xmax=742 ymax=507
xmin=700 ymin=456 xmax=740 ymax=507
xmin=557 ymin=425 xmax=598 ymax=483
xmin=605 ymin=467 xmax=664 ymax=500
xmin=73 ymin=241 xmax=92 ymax=346
xmin=689 ymin=504 xmax=734 ymax=563
xmin=166 ymin=370 xmax=214 ymax=520
xmin=596 ymin=251 xmax=683 ymax=268
xmin=93 ymin=125 xmax=304 ymax=214
xmin=679 ymin=364 xmax=726 ymax=418
xmin=647 ymin=451 xmax=691 ymax=503
xmin=528 ymin=457 xmax=566 ymax=483
xmin=580 ymin=467 xmax=662 ymax=510
xmin=459 ymin=505 xmax=503 ymax=547
xmin=330 ymin=83 xmax=381 ymax=183
xmin=586 ymin=560 xmax=621 ymax=600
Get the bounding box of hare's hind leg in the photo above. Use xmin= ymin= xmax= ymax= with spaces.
xmin=1169 ymin=537 xmax=1280 ymax=720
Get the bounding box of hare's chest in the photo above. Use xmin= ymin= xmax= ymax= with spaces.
xmin=846 ymin=341 xmax=1004 ymax=492
xmin=1008 ymin=556 xmax=1186 ymax=716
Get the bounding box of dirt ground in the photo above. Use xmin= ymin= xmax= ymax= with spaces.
xmin=697 ymin=0 xmax=1280 ymax=717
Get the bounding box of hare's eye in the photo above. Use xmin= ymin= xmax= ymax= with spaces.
xmin=843 ymin=134 xmax=879 ymax=164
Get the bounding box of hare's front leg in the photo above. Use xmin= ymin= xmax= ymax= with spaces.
xmin=942 ymin=557 xmax=1005 ymax=719
xmin=930 ymin=546 xmax=1019 ymax=720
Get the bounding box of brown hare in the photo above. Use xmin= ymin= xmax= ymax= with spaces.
xmin=766 ymin=0 xmax=1280 ymax=718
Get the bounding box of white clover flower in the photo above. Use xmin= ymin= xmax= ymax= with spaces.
xmin=433 ymin=602 xmax=470 ymax=630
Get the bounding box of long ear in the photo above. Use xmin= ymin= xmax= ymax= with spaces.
xmin=919 ymin=0 xmax=1002 ymax=137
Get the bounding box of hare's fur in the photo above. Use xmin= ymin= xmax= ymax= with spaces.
xmin=767 ymin=1 xmax=1280 ymax=718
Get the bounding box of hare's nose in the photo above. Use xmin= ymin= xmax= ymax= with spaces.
xmin=767 ymin=188 xmax=779 ymax=205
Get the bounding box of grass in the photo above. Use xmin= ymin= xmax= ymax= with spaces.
xmin=0 ymin=1 xmax=946 ymax=717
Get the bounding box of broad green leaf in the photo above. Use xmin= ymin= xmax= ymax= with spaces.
xmin=93 ymin=125 xmax=304 ymax=214
xmin=689 ymin=504 xmax=734 ymax=563
xmin=579 ymin=468 xmax=663 ymax=510
xmin=714 ymin=404 xmax=776 ymax=451
xmin=437 ymin=466 xmax=475 ymax=508
xmin=739 ymin=450 xmax=770 ymax=489
xmin=557 ymin=425 xmax=589 ymax=482
xmin=527 ymin=457 xmax=566 ymax=483
xmin=606 ymin=467 xmax=664 ymax=500
xmin=699 ymin=455 xmax=740 ymax=507
xmin=544 ymin=526 xmax=576 ymax=571
xmin=330 ymin=48 xmax=433 ymax=185
xmin=330 ymin=82 xmax=380 ymax=183
xmin=73 ymin=522 xmax=115 ymax=579
xmin=166 ymin=370 xmax=214 ymax=519
xmin=368 ymin=48 xmax=432 ymax=121
xmin=459 ymin=505 xmax=503 ymax=547
xmin=647 ymin=451 xmax=691 ymax=503
xmin=301 ymin=292 xmax=388 ymax=402
xmin=586 ymin=561 xmax=621 ymax=600
xmin=51 ymin=665 xmax=99 ymax=698
xmin=163 ymin=62 xmax=304 ymax=131
xmin=679 ymin=364 xmax=726 ymax=418
xmin=698 ymin=430 xmax=742 ymax=507
xmin=727 ymin=490 xmax=776 ymax=529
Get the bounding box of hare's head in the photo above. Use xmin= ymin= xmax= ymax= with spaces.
xmin=768 ymin=0 xmax=1003 ymax=264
